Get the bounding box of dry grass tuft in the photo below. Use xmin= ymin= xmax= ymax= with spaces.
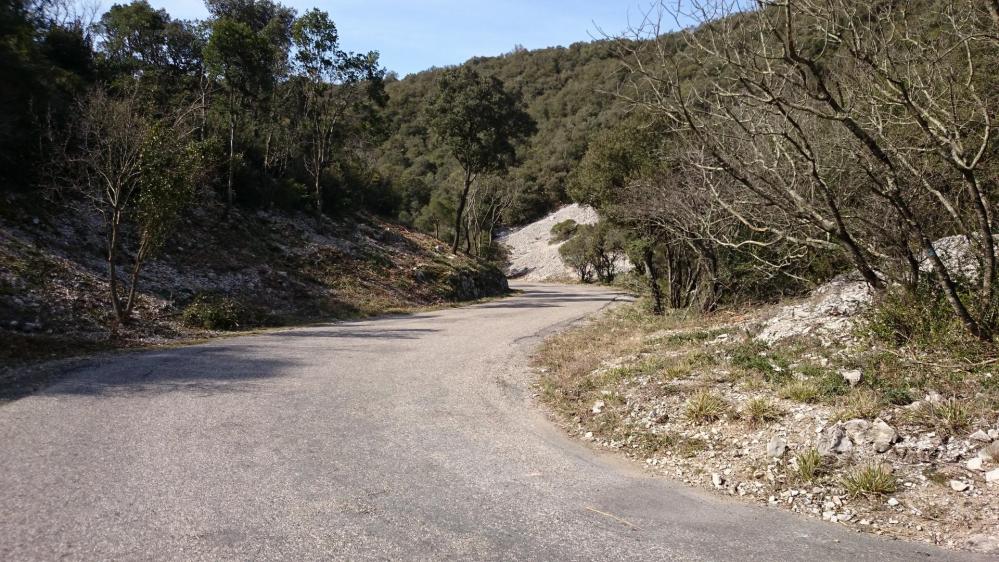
xmin=684 ymin=390 xmax=729 ymax=422
xmin=793 ymin=448 xmax=826 ymax=483
xmin=905 ymin=398 xmax=972 ymax=435
xmin=742 ymin=397 xmax=782 ymax=426
xmin=842 ymin=464 xmax=897 ymax=498
xmin=779 ymin=380 xmax=820 ymax=403
xmin=833 ymin=390 xmax=882 ymax=421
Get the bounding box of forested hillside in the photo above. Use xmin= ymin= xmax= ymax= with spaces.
xmin=0 ymin=0 xmax=520 ymax=360
xmin=375 ymin=40 xmax=628 ymax=229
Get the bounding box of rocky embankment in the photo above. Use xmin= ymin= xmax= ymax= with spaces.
xmin=0 ymin=195 xmax=507 ymax=368
xmin=537 ymin=268 xmax=999 ymax=554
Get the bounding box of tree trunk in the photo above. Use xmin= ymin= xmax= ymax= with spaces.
xmin=124 ymin=235 xmax=151 ymax=317
xmin=314 ymin=169 xmax=323 ymax=220
xmin=960 ymin=170 xmax=996 ymax=321
xmin=643 ymin=247 xmax=664 ymax=315
xmin=264 ymin=130 xmax=272 ymax=171
xmin=691 ymin=241 xmax=720 ymax=313
xmin=107 ymin=212 xmax=125 ymax=325
xmin=225 ymin=96 xmax=235 ymax=217
xmin=452 ymin=169 xmax=473 ymax=253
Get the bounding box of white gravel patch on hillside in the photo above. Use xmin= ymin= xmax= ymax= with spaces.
xmin=497 ymin=204 xmax=600 ymax=281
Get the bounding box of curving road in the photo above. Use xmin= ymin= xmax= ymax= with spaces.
xmin=0 ymin=283 xmax=986 ymax=560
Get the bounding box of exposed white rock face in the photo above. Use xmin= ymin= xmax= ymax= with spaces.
xmin=950 ymin=480 xmax=970 ymax=492
xmin=921 ymin=235 xmax=999 ymax=283
xmin=969 ymin=429 xmax=992 ymax=443
xmin=756 ymin=273 xmax=875 ymax=344
xmin=965 ymin=534 xmax=999 ymax=555
xmin=497 ymin=204 xmax=631 ymax=282
xmin=818 ymin=425 xmax=852 ymax=456
xmin=840 ymin=369 xmax=862 ymax=387
xmin=754 ymin=235 xmax=999 ymax=344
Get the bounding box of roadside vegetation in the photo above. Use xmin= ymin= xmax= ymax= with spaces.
xmin=530 ymin=6 xmax=999 ymax=550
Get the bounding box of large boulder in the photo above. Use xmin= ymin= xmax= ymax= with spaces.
xmin=756 ymin=272 xmax=875 ymax=344
xmin=819 ymin=419 xmax=898 ymax=456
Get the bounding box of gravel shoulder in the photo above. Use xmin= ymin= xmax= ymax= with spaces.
xmin=536 ymin=298 xmax=999 ymax=556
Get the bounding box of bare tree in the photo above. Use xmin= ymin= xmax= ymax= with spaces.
xmin=616 ymin=0 xmax=999 ymax=339
xmin=464 ymin=176 xmax=516 ymax=257
xmin=73 ymin=88 xmax=201 ymax=325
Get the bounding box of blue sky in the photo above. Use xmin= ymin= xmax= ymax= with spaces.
xmin=123 ymin=0 xmax=652 ymax=76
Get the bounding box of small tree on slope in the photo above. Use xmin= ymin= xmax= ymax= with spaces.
xmin=425 ymin=66 xmax=535 ymax=253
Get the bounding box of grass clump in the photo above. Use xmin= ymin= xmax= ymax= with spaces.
xmin=730 ymin=341 xmax=791 ymax=384
xmin=684 ymin=390 xmax=729 ymax=422
xmin=633 ymin=432 xmax=679 ymax=456
xmin=797 ymin=364 xmax=848 ymax=397
xmin=793 ymin=448 xmax=826 ymax=483
xmin=742 ymin=397 xmax=782 ymax=426
xmin=663 ymin=329 xmax=725 ymax=345
xmin=842 ymin=464 xmax=897 ymax=498
xmin=906 ymin=398 xmax=971 ymax=435
xmin=834 ymin=390 xmax=882 ymax=421
xmin=661 ymin=351 xmax=718 ymax=380
xmin=634 ymin=432 xmax=708 ymax=458
xmin=779 ymin=380 xmax=820 ymax=403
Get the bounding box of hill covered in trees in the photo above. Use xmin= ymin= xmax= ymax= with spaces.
xmin=0 ymin=0 xmax=642 ymax=357
xmin=374 ymin=40 xmax=629 ymax=230
xmin=4 ymin=0 xmax=999 ymax=348
xmin=0 ymin=0 xmax=528 ymax=357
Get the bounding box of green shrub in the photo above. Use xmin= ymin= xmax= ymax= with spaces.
xmin=181 ymin=294 xmax=259 ymax=331
xmin=798 ymin=364 xmax=849 ymax=398
xmin=549 ymin=219 xmax=579 ymax=243
xmin=557 ymin=222 xmax=626 ymax=283
xmin=880 ymin=386 xmax=914 ymax=406
xmin=559 ymin=230 xmax=595 ymax=282
xmin=861 ymin=286 xmax=969 ymax=349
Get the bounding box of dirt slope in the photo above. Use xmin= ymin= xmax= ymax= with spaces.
xmin=0 ymin=194 xmax=507 ymax=367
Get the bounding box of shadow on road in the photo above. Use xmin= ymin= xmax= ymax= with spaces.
xmin=477 ymin=289 xmax=621 ymax=309
xmin=13 ymin=286 xmax=621 ymax=401
xmin=38 ymin=345 xmax=301 ymax=399
xmin=273 ymin=328 xmax=439 ymax=339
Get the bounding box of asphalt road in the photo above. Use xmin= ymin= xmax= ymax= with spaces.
xmin=0 ymin=283 xmax=989 ymax=561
